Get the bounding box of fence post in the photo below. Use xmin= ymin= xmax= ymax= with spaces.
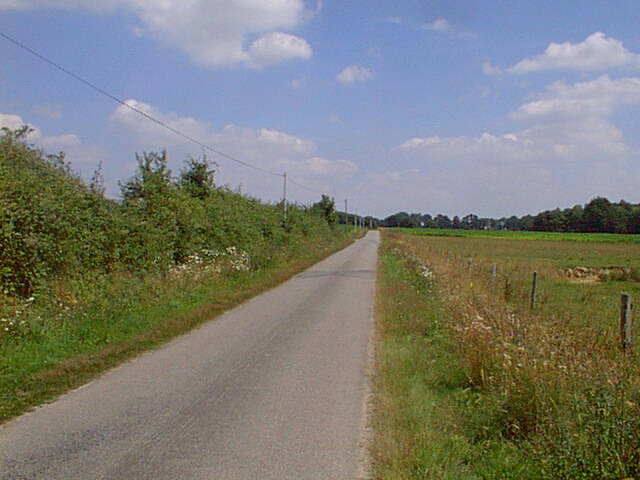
xmin=504 ymin=276 xmax=512 ymax=301
xmin=490 ymin=263 xmax=497 ymax=291
xmin=621 ymin=293 xmax=633 ymax=354
xmin=530 ymin=271 xmax=538 ymax=310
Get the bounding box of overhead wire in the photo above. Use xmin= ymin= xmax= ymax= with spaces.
xmin=0 ymin=29 xmax=328 ymax=194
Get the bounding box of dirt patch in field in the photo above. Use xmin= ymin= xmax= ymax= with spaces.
xmin=565 ymin=266 xmax=638 ymax=283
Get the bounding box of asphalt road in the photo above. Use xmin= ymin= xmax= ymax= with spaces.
xmin=0 ymin=231 xmax=379 ymax=480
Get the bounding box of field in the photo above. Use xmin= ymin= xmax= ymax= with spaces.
xmin=374 ymin=229 xmax=640 ymax=479
xmin=397 ymin=227 xmax=640 ymax=244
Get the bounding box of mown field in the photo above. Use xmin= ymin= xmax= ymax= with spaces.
xmin=398 ymin=227 xmax=640 ymax=244
xmin=374 ymin=229 xmax=640 ymax=479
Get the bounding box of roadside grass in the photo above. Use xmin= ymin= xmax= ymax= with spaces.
xmin=373 ymin=233 xmax=536 ymax=479
xmin=0 ymin=231 xmax=359 ymax=424
xmin=383 ymin=230 xmax=640 ymax=479
xmin=398 ymin=227 xmax=640 ymax=245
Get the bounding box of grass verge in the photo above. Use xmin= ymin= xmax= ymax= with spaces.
xmin=373 ymin=231 xmax=536 ymax=479
xmin=0 ymin=231 xmax=361 ymax=424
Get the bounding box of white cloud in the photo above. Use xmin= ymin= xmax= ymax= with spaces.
xmin=1 ymin=0 xmax=313 ymax=69
xmin=109 ymin=99 xmax=316 ymax=159
xmin=423 ymin=18 xmax=451 ymax=32
xmin=512 ymin=75 xmax=640 ymax=121
xmin=506 ymin=32 xmax=640 ymax=74
xmin=247 ymin=32 xmax=312 ymax=69
xmin=336 ymin=65 xmax=374 ymax=85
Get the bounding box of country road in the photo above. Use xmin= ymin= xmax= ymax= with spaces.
xmin=0 ymin=230 xmax=379 ymax=480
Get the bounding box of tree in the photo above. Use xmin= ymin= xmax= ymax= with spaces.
xmin=313 ymin=194 xmax=337 ymax=227
xmin=583 ymin=197 xmax=615 ymax=233
xmin=179 ymin=155 xmax=216 ymax=200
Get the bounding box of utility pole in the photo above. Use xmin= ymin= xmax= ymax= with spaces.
xmin=344 ymin=198 xmax=348 ymax=227
xmin=282 ymin=172 xmax=288 ymax=224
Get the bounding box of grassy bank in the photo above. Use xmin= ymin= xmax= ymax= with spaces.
xmin=373 ymin=231 xmax=534 ymax=479
xmin=376 ymin=230 xmax=640 ymax=478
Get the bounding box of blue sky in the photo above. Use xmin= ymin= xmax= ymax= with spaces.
xmin=2 ymin=1 xmax=640 ymax=218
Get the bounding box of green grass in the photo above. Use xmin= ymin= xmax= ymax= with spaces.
xmin=0 ymin=231 xmax=360 ymax=424
xmin=373 ymin=234 xmax=537 ymax=479
xmin=396 ymin=227 xmax=640 ymax=244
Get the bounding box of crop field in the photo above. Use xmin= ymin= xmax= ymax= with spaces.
xmin=397 ymin=227 xmax=640 ymax=244
xmin=375 ymin=229 xmax=640 ymax=479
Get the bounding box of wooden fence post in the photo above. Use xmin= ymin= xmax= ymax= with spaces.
xmin=621 ymin=293 xmax=633 ymax=353
xmin=490 ymin=263 xmax=497 ymax=291
xmin=504 ymin=276 xmax=512 ymax=301
xmin=530 ymin=271 xmax=538 ymax=310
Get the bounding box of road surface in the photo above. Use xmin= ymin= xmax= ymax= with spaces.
xmin=0 ymin=231 xmax=379 ymax=480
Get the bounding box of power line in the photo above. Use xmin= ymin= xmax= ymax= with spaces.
xmin=287 ymin=176 xmax=325 ymax=195
xmin=0 ymin=30 xmax=285 ymax=178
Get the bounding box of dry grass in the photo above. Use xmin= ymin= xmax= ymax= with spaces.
xmin=389 ymin=230 xmax=640 ymax=478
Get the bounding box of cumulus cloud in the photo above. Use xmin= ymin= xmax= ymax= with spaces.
xmin=505 ymin=32 xmax=640 ymax=74
xmin=0 ymin=0 xmax=313 ymax=69
xmin=512 ymin=75 xmax=640 ymax=121
xmin=402 ymin=76 xmax=640 ymax=162
xmin=247 ymin=32 xmax=312 ymax=69
xmin=109 ymin=99 xmax=316 ymax=159
xmin=336 ymin=65 xmax=374 ymax=85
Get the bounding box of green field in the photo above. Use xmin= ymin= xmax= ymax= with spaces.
xmin=396 ymin=227 xmax=640 ymax=244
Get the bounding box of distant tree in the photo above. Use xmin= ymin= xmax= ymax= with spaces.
xmin=520 ymin=215 xmax=535 ymax=231
xmin=452 ymin=216 xmax=461 ymax=229
xmin=583 ymin=197 xmax=615 ymax=233
xmin=179 ymin=155 xmax=216 ymax=200
xmin=120 ymin=151 xmax=173 ymax=202
xmin=462 ymin=214 xmax=479 ymax=229
xmin=504 ymin=216 xmax=520 ymax=230
xmin=312 ymin=194 xmax=337 ymax=227
xmin=434 ymin=214 xmax=452 ymax=228
xmin=563 ymin=205 xmax=584 ymax=232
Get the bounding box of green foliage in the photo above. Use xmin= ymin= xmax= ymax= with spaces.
xmin=0 ymin=127 xmax=336 ymax=298
xmin=312 ymin=194 xmax=337 ymax=228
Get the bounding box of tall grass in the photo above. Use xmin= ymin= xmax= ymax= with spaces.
xmin=389 ymin=231 xmax=640 ymax=478
xmin=373 ymin=234 xmax=535 ymax=479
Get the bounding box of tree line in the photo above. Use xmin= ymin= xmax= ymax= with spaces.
xmin=380 ymin=197 xmax=640 ymax=234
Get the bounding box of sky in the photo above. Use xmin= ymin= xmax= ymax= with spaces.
xmin=1 ymin=1 xmax=640 ymax=219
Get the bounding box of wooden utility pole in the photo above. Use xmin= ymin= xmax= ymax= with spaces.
xmin=344 ymin=199 xmax=348 ymax=227
xmin=282 ymin=172 xmax=288 ymax=224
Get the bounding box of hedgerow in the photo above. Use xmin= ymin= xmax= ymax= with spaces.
xmin=0 ymin=126 xmax=336 ymax=300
